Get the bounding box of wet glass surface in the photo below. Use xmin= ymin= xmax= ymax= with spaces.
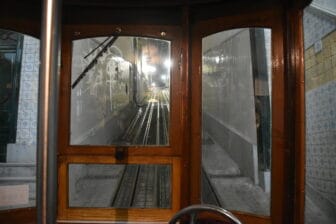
xmin=201 ymin=28 xmax=272 ymax=216
xmin=68 ymin=164 xmax=171 ymax=208
xmin=70 ymin=37 xmax=171 ymax=146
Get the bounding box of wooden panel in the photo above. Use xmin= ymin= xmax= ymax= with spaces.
xmin=0 ymin=208 xmax=36 ymax=224
xmin=286 ymin=9 xmax=306 ymax=224
xmin=57 ymin=22 xmax=187 ymax=223
xmin=58 ymin=156 xmax=181 ymax=222
xmin=0 ymin=2 xmax=40 ymax=37
xmin=233 ymin=211 xmax=270 ymax=224
xmin=180 ymin=7 xmax=191 ymax=208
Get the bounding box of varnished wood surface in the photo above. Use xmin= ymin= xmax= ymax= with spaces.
xmin=0 ymin=207 xmax=37 ymax=224
xmin=58 ymin=24 xmax=184 ymax=156
xmin=0 ymin=1 xmax=40 ymax=37
xmin=57 ymin=22 xmax=187 ymax=222
xmin=285 ymin=9 xmax=306 ymax=224
xmin=180 ymin=7 xmax=192 ymax=208
xmin=232 ymin=211 xmax=270 ymax=224
xmin=189 ymin=6 xmax=302 ymax=224
xmin=58 ymin=156 xmax=181 ymax=222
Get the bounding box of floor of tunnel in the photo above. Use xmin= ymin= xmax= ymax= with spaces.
xmin=202 ymin=133 xmax=335 ymax=223
xmin=69 ymin=164 xmax=171 ymax=208
xmin=305 ymin=196 xmax=336 ymax=224
xmin=201 ymin=134 xmax=270 ymax=216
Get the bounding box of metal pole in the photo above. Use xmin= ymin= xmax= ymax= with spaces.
xmin=37 ymin=0 xmax=61 ymax=223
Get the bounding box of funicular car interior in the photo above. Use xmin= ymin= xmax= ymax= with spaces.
xmin=0 ymin=0 xmax=322 ymax=223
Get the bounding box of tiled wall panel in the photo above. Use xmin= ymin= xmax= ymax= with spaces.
xmin=305 ymin=26 xmax=336 ymax=214
xmin=7 ymin=35 xmax=39 ymax=163
xmin=16 ymin=36 xmax=39 ymax=146
xmin=306 ymin=80 xmax=336 ymax=205
xmin=304 ymin=7 xmax=336 ymax=49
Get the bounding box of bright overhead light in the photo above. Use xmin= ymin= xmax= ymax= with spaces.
xmin=215 ymin=56 xmax=220 ymax=64
xmin=164 ymin=59 xmax=172 ymax=68
xmin=142 ymin=65 xmax=157 ymax=73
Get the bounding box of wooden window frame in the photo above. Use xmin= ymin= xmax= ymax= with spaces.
xmin=58 ymin=24 xmax=185 ymax=157
xmin=57 ymin=24 xmax=187 ymax=222
xmin=57 ymin=156 xmax=181 ymax=222
xmin=189 ymin=8 xmax=294 ymax=224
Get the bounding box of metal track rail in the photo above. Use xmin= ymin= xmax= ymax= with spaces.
xmin=111 ymin=165 xmax=171 ymax=208
xmin=121 ymin=89 xmax=169 ymax=145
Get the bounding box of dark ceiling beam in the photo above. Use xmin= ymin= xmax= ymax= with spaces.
xmin=2 ymin=0 xmax=313 ymax=9
xmin=62 ymin=0 xmax=232 ymax=8
xmin=284 ymin=0 xmax=313 ymax=10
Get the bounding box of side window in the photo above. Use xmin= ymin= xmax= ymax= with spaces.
xmin=0 ymin=29 xmax=39 ymax=210
xmin=201 ymin=28 xmax=272 ymax=216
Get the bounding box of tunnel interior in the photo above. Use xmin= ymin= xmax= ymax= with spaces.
xmin=70 ymin=36 xmax=171 ymax=146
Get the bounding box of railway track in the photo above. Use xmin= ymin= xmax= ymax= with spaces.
xmin=111 ymin=164 xmax=171 ymax=208
xmin=121 ymin=88 xmax=169 ymax=145
xmin=110 ymin=88 xmax=171 ymax=208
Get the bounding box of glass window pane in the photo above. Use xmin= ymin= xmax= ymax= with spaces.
xmin=304 ymin=1 xmax=336 ymax=223
xmin=69 ymin=164 xmax=171 ymax=208
xmin=0 ymin=29 xmax=39 ymax=210
xmin=201 ymin=28 xmax=272 ymax=216
xmin=70 ymin=37 xmax=171 ymax=146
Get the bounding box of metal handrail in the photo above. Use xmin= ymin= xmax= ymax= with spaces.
xmin=169 ymin=204 xmax=243 ymax=224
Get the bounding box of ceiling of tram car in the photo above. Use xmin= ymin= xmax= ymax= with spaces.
xmin=0 ymin=0 xmax=312 ymax=36
xmin=62 ymin=0 xmax=311 ymax=7
xmin=1 ymin=0 xmax=312 ymax=24
xmin=2 ymin=0 xmax=313 ymax=8
xmin=2 ymin=0 xmax=314 ymax=11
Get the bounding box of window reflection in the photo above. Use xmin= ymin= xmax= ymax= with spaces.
xmin=201 ymin=28 xmax=271 ymax=216
xmin=70 ymin=37 xmax=170 ymax=146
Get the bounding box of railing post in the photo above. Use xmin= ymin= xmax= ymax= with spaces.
xmin=37 ymin=0 xmax=61 ymax=223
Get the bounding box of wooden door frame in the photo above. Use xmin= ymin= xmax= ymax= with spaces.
xmin=57 ymin=23 xmax=188 ymax=222
xmin=58 ymin=24 xmax=185 ymax=157
xmin=189 ymin=7 xmax=305 ymax=224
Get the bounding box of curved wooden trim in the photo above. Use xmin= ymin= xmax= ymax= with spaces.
xmin=0 ymin=2 xmax=40 ymax=37
xmin=0 ymin=19 xmax=40 ymax=38
xmin=192 ymin=7 xmax=282 ymax=38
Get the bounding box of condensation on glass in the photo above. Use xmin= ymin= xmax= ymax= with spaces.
xmin=0 ymin=29 xmax=40 ymax=210
xmin=70 ymin=36 xmax=171 ymax=146
xmin=68 ymin=164 xmax=171 ymax=208
xmin=201 ymin=28 xmax=272 ymax=216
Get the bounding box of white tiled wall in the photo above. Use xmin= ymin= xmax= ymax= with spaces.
xmin=16 ymin=36 xmax=39 ymax=146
